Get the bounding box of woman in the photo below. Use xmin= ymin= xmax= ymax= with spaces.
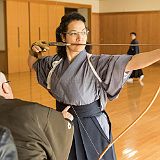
xmin=28 ymin=12 xmax=160 ymax=160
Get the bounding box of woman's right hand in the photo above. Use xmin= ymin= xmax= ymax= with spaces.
xmin=29 ymin=40 xmax=50 ymax=58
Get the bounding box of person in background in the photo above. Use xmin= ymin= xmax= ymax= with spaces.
xmin=0 ymin=72 xmax=74 ymax=160
xmin=28 ymin=12 xmax=160 ymax=160
xmin=127 ymin=32 xmax=144 ymax=86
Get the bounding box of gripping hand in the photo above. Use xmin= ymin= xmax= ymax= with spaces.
xmin=29 ymin=40 xmax=50 ymax=58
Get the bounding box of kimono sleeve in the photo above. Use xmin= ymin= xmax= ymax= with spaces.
xmin=93 ymin=54 xmax=133 ymax=100
xmin=33 ymin=55 xmax=59 ymax=88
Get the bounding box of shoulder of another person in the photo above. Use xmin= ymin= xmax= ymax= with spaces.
xmin=13 ymin=99 xmax=48 ymax=111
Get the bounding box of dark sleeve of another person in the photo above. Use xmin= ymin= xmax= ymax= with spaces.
xmin=44 ymin=107 xmax=74 ymax=160
xmin=0 ymin=126 xmax=18 ymax=160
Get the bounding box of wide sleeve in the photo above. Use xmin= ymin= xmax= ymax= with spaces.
xmin=92 ymin=54 xmax=133 ymax=100
xmin=33 ymin=55 xmax=59 ymax=88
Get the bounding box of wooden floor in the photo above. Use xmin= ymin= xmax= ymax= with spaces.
xmin=7 ymin=63 xmax=160 ymax=160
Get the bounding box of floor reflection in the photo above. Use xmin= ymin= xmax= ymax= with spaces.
xmin=127 ymin=80 xmax=144 ymax=119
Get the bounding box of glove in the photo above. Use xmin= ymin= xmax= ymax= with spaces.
xmin=29 ymin=40 xmax=50 ymax=58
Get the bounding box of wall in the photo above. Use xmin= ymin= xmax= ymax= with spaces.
xmin=100 ymin=0 xmax=160 ymax=13
xmin=96 ymin=0 xmax=160 ymax=63
xmin=99 ymin=11 xmax=160 ymax=55
xmin=0 ymin=1 xmax=7 ymax=73
xmin=91 ymin=13 xmax=100 ymax=54
xmin=78 ymin=8 xmax=89 ymax=27
xmin=53 ymin=0 xmax=99 ymax=12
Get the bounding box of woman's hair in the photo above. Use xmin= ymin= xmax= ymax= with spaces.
xmin=56 ymin=12 xmax=91 ymax=58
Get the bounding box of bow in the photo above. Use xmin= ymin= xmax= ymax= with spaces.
xmin=48 ymin=41 xmax=160 ymax=159
xmin=98 ymin=86 xmax=160 ymax=160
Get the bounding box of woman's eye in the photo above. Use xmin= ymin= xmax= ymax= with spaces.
xmin=71 ymin=32 xmax=77 ymax=35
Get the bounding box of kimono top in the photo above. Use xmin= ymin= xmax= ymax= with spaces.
xmin=33 ymin=50 xmax=132 ymax=109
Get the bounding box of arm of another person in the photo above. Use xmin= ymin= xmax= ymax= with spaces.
xmin=46 ymin=106 xmax=74 ymax=160
xmin=125 ymin=49 xmax=160 ymax=72
xmin=0 ymin=126 xmax=18 ymax=160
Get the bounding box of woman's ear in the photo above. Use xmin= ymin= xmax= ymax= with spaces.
xmin=62 ymin=37 xmax=66 ymax=42
xmin=61 ymin=33 xmax=66 ymax=42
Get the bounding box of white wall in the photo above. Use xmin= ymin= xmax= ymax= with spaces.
xmin=54 ymin=0 xmax=100 ymax=12
xmin=99 ymin=0 xmax=160 ymax=13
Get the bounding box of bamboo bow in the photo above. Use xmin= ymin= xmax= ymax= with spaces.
xmin=48 ymin=41 xmax=160 ymax=159
xmin=98 ymin=86 xmax=160 ymax=160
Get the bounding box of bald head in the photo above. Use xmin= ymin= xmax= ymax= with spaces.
xmin=0 ymin=72 xmax=13 ymax=99
xmin=0 ymin=72 xmax=7 ymax=84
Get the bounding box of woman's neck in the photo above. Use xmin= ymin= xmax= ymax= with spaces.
xmin=67 ymin=50 xmax=79 ymax=62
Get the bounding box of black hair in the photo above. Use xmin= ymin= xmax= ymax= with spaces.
xmin=56 ymin=12 xmax=91 ymax=58
xmin=130 ymin=32 xmax=137 ymax=36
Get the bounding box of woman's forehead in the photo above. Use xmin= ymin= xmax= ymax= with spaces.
xmin=67 ymin=20 xmax=86 ymax=31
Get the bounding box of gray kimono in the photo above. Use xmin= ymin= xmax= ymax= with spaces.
xmin=33 ymin=50 xmax=132 ymax=160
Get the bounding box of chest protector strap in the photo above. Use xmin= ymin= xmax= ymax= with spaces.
xmin=87 ymin=54 xmax=102 ymax=83
xmin=47 ymin=58 xmax=62 ymax=89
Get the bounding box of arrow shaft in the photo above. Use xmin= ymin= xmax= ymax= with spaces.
xmin=48 ymin=42 xmax=160 ymax=46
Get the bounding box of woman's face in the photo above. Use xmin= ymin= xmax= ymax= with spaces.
xmin=64 ymin=20 xmax=88 ymax=52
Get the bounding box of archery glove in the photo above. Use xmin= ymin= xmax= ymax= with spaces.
xmin=29 ymin=40 xmax=50 ymax=58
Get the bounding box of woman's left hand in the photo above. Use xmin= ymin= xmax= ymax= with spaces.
xmin=62 ymin=106 xmax=74 ymax=121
